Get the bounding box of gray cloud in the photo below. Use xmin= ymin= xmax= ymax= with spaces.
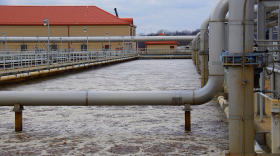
xmin=0 ymin=0 xmax=218 ymax=34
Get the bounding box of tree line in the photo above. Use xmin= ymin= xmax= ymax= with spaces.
xmin=137 ymin=29 xmax=200 ymax=48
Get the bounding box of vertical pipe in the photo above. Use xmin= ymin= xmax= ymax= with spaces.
xmin=123 ymin=35 xmax=124 ymax=55
xmin=38 ymin=36 xmax=40 ymax=52
xmin=200 ymin=18 xmax=209 ymax=87
xmin=259 ymin=95 xmax=264 ymax=122
xmin=271 ymin=72 xmax=275 ymax=98
xmin=195 ymin=33 xmax=201 ymax=71
xmin=228 ymin=0 xmax=255 ymax=155
xmin=209 ymin=0 xmax=227 ymax=76
xmin=61 ymin=37 xmax=63 ymax=52
xmin=201 ymin=55 xmax=208 ymax=87
xmin=47 ymin=20 xmax=49 ymax=68
xmin=258 ymin=1 xmax=266 ymax=116
xmin=4 ymin=33 xmax=6 ymax=51
xmin=278 ymin=3 xmax=280 ymax=63
xmin=269 ymin=27 xmax=274 ymax=99
xmin=87 ymin=29 xmax=88 ymax=53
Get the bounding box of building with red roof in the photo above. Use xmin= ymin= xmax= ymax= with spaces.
xmin=143 ymin=34 xmax=178 ymax=54
xmin=0 ymin=5 xmax=136 ymax=51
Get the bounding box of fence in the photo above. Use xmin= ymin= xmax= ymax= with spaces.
xmin=139 ymin=48 xmax=191 ymax=55
xmin=0 ymin=49 xmax=138 ymax=73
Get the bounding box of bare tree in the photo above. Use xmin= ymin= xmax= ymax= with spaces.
xmin=137 ymin=29 xmax=200 ymax=48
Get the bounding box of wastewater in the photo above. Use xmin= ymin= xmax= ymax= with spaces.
xmin=0 ymin=59 xmax=229 ymax=155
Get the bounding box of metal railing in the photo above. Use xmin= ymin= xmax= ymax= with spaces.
xmin=139 ymin=48 xmax=191 ymax=55
xmin=0 ymin=49 xmax=138 ymax=73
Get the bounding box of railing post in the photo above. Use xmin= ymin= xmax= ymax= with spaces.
xmin=13 ymin=103 xmax=24 ymax=132
xmin=259 ymin=93 xmax=265 ymax=122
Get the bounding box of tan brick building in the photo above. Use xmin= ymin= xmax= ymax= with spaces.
xmin=144 ymin=41 xmax=178 ymax=54
xmin=0 ymin=5 xmax=136 ymax=51
xmin=143 ymin=33 xmax=178 ymax=54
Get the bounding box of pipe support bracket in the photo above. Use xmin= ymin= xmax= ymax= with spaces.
xmin=13 ymin=103 xmax=24 ymax=112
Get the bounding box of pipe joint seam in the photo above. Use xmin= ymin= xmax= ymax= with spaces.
xmin=209 ymin=74 xmax=224 ymax=76
xmin=228 ymin=20 xmax=254 ymax=25
xmin=229 ymin=115 xmax=254 ymax=120
xmin=209 ymin=20 xmax=227 ymax=22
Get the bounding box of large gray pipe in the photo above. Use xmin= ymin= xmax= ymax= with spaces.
xmin=191 ymin=33 xmax=201 ymax=66
xmin=200 ymin=17 xmax=210 ymax=87
xmin=228 ymin=0 xmax=255 ymax=154
xmin=0 ymin=0 xmax=228 ymax=106
xmin=195 ymin=32 xmax=201 ymax=70
xmin=0 ymin=36 xmax=195 ymax=43
xmin=0 ymin=76 xmax=223 ymax=106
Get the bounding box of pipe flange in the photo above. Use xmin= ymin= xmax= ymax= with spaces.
xmin=221 ymin=52 xmax=261 ymax=67
xmin=198 ymin=50 xmax=209 ymax=55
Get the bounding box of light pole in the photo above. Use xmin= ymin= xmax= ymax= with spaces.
xmin=60 ymin=37 xmax=62 ymax=52
xmin=106 ymin=31 xmax=110 ymax=57
xmin=121 ymin=34 xmax=124 ymax=55
xmin=36 ymin=35 xmax=40 ymax=53
xmin=106 ymin=31 xmax=110 ymax=50
xmin=84 ymin=27 xmax=88 ymax=52
xmin=43 ymin=19 xmax=49 ymax=67
xmin=2 ymin=32 xmax=6 ymax=51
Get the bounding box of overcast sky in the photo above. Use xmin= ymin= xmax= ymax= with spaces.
xmin=0 ymin=0 xmax=218 ymax=35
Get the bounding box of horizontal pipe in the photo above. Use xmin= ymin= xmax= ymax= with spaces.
xmin=268 ymin=49 xmax=280 ymax=52
xmin=266 ymin=67 xmax=280 ymax=73
xmin=0 ymin=36 xmax=195 ymax=43
xmin=0 ymin=91 xmax=87 ymax=106
xmin=0 ymin=76 xmax=223 ymax=106
xmin=258 ymin=44 xmax=279 ymax=46
xmin=88 ymin=90 xmax=193 ymax=106
xmin=257 ymin=92 xmax=273 ymax=101
xmin=255 ymin=40 xmax=280 ymax=42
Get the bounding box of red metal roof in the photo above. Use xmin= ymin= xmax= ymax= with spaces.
xmin=120 ymin=18 xmax=133 ymax=24
xmin=0 ymin=5 xmax=136 ymax=27
xmin=144 ymin=41 xmax=178 ymax=45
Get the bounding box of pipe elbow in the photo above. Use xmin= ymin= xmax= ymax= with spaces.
xmin=192 ymin=76 xmax=224 ymax=105
xmin=200 ymin=17 xmax=209 ymax=30
xmin=209 ymin=0 xmax=229 ymax=21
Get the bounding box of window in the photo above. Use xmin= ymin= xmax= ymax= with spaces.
xmin=50 ymin=44 xmax=57 ymax=51
xmin=21 ymin=44 xmax=27 ymax=51
xmin=170 ymin=46 xmax=175 ymax=49
xmin=81 ymin=44 xmax=87 ymax=51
